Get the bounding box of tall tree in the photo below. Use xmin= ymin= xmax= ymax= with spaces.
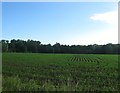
xmin=1 ymin=40 xmax=9 ymax=52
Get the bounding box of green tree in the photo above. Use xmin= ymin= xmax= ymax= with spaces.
xmin=1 ymin=40 xmax=9 ymax=52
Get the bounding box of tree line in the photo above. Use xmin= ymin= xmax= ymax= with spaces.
xmin=0 ymin=39 xmax=120 ymax=54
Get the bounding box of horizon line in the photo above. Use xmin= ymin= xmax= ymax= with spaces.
xmin=0 ymin=38 xmax=119 ymax=46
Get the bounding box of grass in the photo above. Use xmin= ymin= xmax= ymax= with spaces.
xmin=2 ymin=53 xmax=119 ymax=91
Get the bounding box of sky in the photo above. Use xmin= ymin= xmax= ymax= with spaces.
xmin=2 ymin=2 xmax=118 ymax=45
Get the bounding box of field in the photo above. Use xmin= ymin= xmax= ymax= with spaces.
xmin=2 ymin=53 xmax=119 ymax=91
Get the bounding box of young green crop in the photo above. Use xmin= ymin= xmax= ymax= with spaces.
xmin=2 ymin=53 xmax=119 ymax=91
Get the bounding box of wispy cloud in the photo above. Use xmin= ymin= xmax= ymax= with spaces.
xmin=66 ymin=10 xmax=118 ymax=45
xmin=90 ymin=10 xmax=118 ymax=25
xmin=82 ymin=10 xmax=118 ymax=45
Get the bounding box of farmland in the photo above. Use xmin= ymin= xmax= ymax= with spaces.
xmin=2 ymin=53 xmax=119 ymax=91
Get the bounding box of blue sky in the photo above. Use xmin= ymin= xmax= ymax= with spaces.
xmin=2 ymin=2 xmax=118 ymax=45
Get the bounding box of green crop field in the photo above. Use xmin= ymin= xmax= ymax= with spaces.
xmin=2 ymin=53 xmax=119 ymax=91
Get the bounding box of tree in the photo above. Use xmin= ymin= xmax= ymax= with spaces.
xmin=27 ymin=40 xmax=41 ymax=53
xmin=0 ymin=39 xmax=119 ymax=54
xmin=53 ymin=43 xmax=61 ymax=53
xmin=1 ymin=40 xmax=9 ymax=52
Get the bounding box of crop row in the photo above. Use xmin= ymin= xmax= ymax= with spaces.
xmin=68 ymin=56 xmax=104 ymax=63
